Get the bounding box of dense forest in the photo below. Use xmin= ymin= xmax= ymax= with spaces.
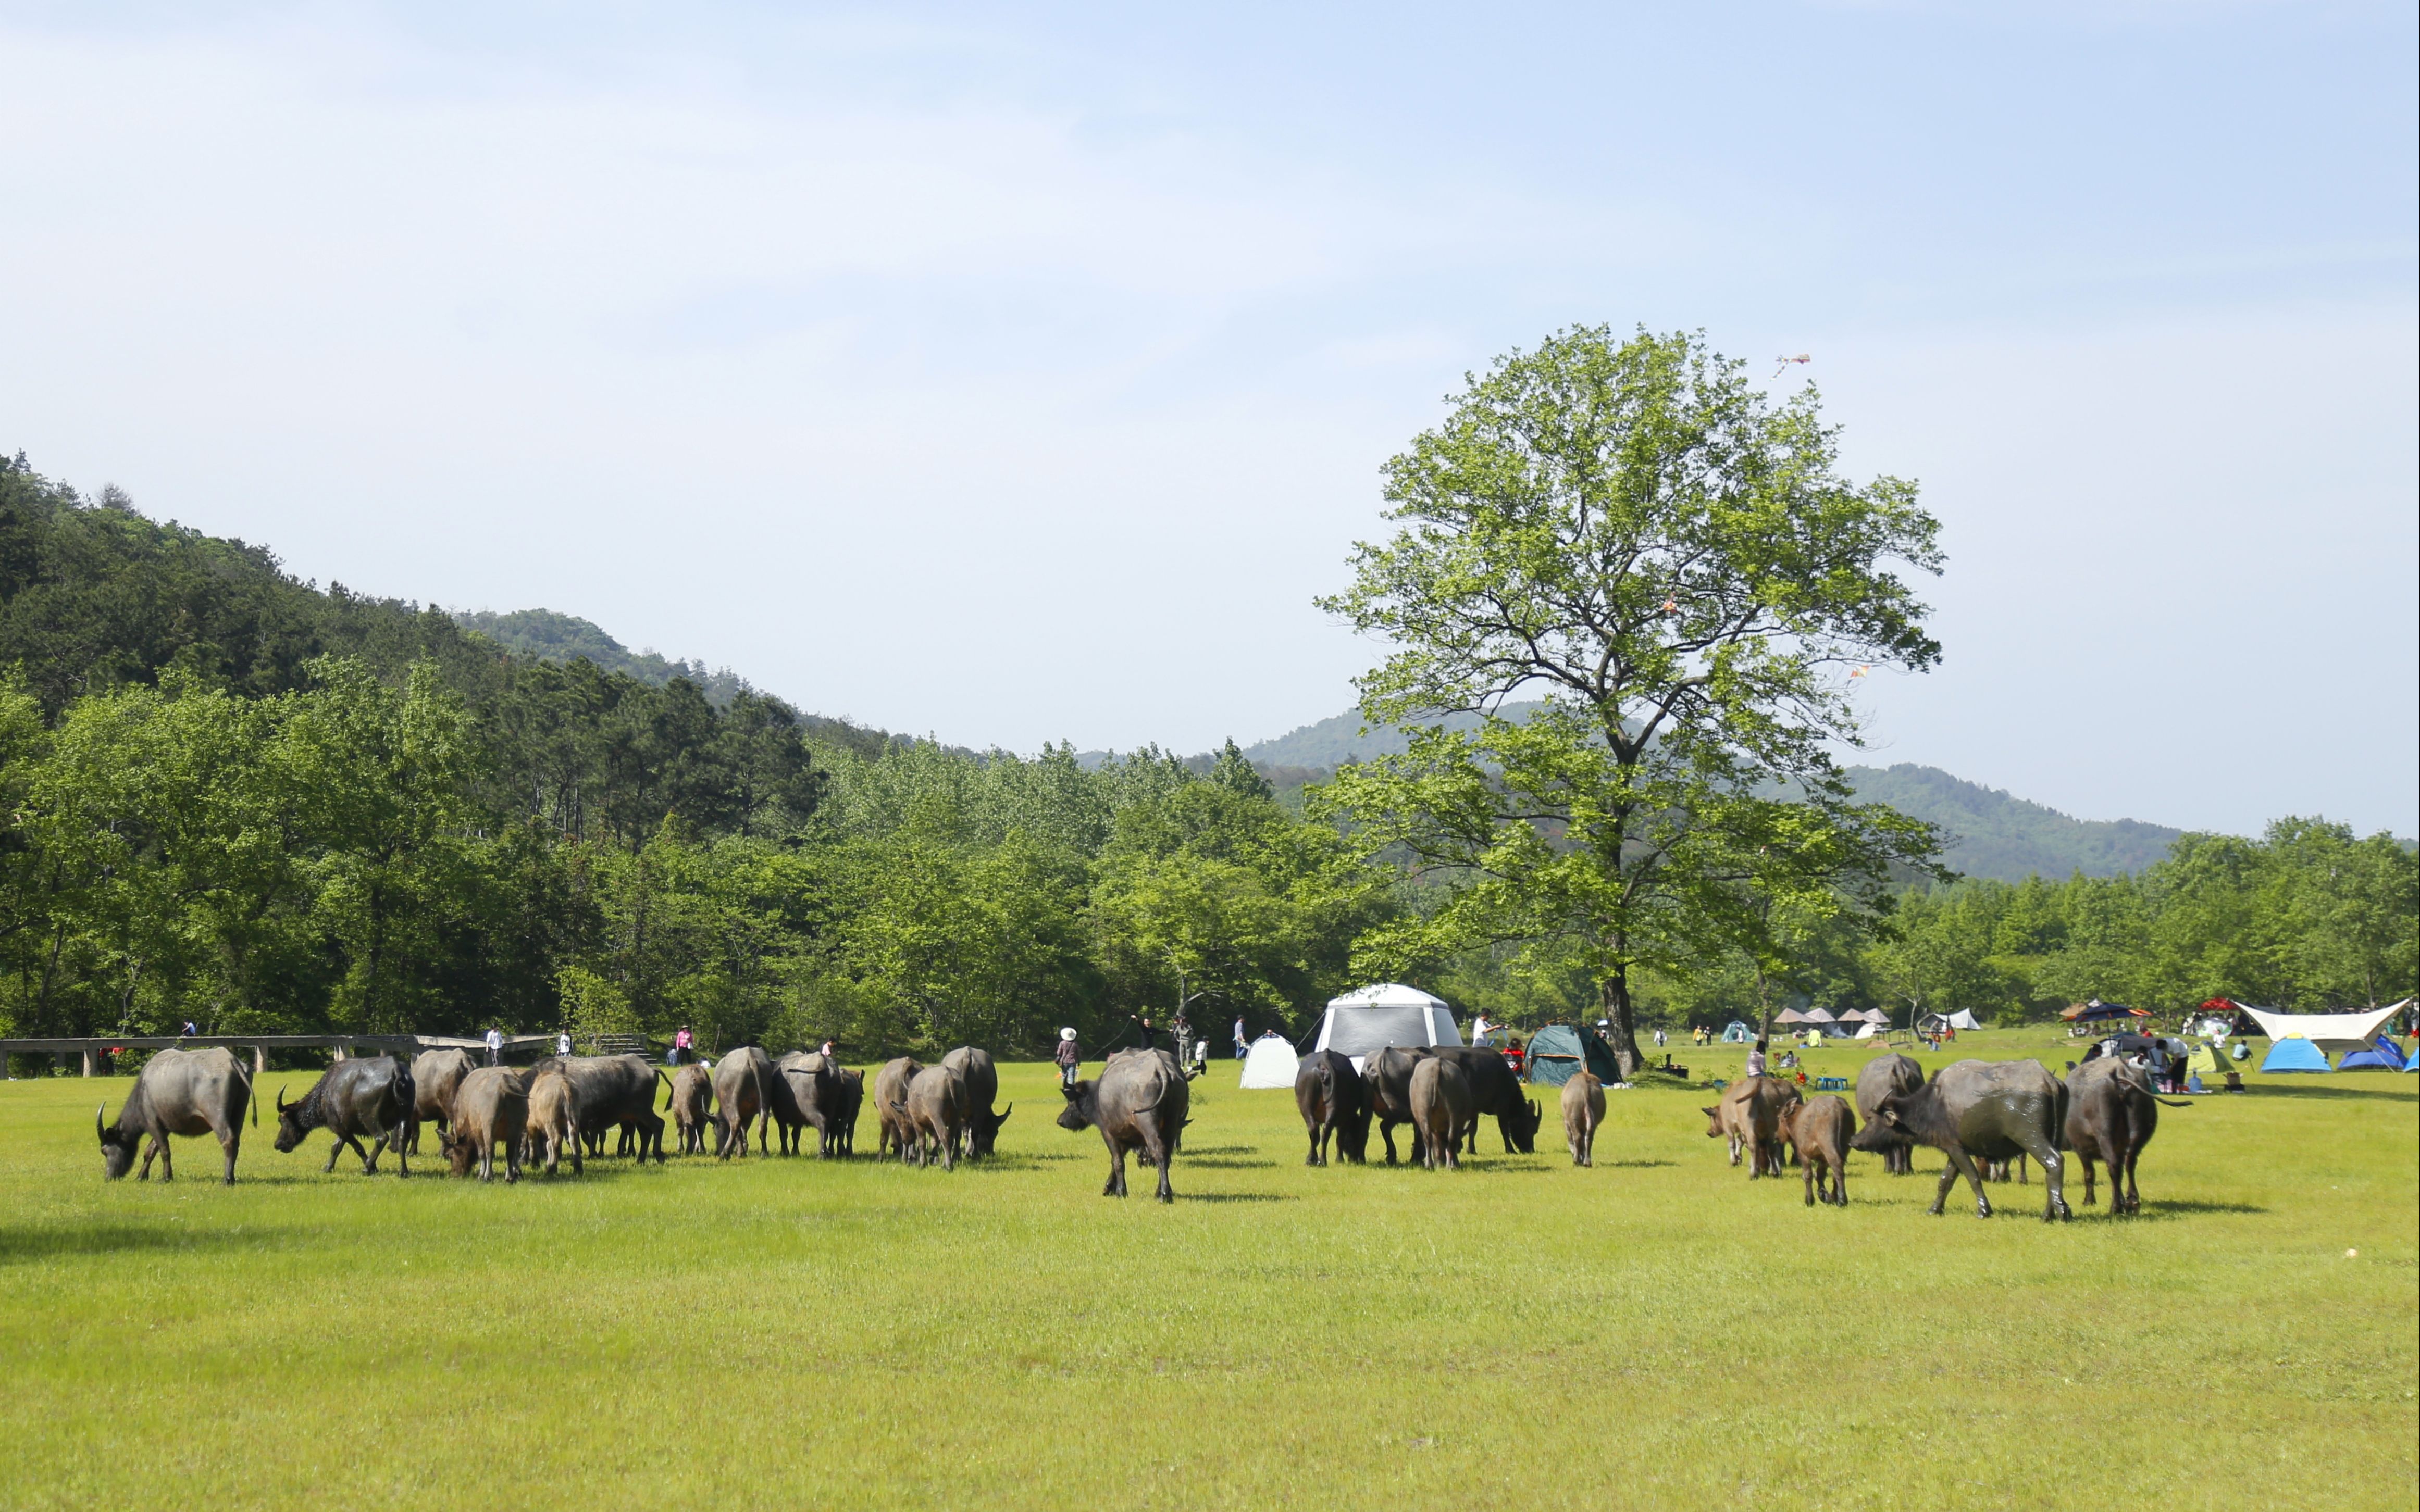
xmin=0 ymin=453 xmax=2410 ymax=1064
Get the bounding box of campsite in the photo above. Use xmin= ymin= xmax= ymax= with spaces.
xmin=4 ymin=1019 xmax=2414 ymax=1511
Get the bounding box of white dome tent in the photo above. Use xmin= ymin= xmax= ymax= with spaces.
xmin=1238 ymin=1032 xmax=1302 ymax=1089
xmin=1311 ymin=983 xmax=1464 ymax=1073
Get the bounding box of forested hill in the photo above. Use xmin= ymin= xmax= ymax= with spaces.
xmin=1239 ymin=709 xmax=2185 ymax=883
xmin=453 ymin=608 xmax=748 ymax=705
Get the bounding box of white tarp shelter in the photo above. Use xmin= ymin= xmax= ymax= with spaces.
xmin=2241 ymin=1002 xmax=2407 ymax=1057
xmin=1312 ymin=983 xmax=1463 ymax=1073
xmin=1238 ymin=1032 xmax=1304 ymax=1089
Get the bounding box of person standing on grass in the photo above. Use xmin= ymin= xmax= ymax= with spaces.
xmin=1172 ymin=1009 xmax=1195 ymax=1069
xmin=1234 ymin=1016 xmax=1248 ymax=1060
xmin=671 ymin=1025 xmax=693 ymax=1066
xmin=485 ymin=1025 xmax=504 ymax=1067
xmin=1055 ymin=1027 xmax=1082 ymax=1090
xmin=556 ymin=1030 xmax=572 ymax=1057
xmin=1654 ymin=1027 xmax=1667 ymax=1049
xmin=1746 ymin=1038 xmax=1768 ymax=1079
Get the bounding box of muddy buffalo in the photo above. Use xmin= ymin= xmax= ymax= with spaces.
xmin=1703 ymin=1076 xmax=1797 ymax=1177
xmin=527 ymin=1054 xmax=667 ymax=1161
xmin=941 ymin=1047 xmax=1011 ymax=1159
xmin=406 ymin=1048 xmax=477 ymax=1155
xmin=441 ymin=1066 xmax=528 ymax=1182
xmin=1294 ymin=1049 xmax=1368 ymax=1166
xmin=524 ymin=1067 xmax=582 ymax=1177
xmin=832 ymin=1068 xmax=864 ymax=1156
xmin=1058 ymin=1047 xmax=1189 ymax=1202
xmin=772 ymin=1051 xmax=832 ymax=1157
xmin=1779 ymin=1095 xmax=1855 ymax=1206
xmin=1853 ymin=1059 xmax=2070 ymax=1221
xmin=97 ymin=1046 xmax=256 ymax=1184
xmin=1361 ymin=1046 xmax=1436 ymax=1166
xmin=1854 ymin=1053 xmax=1925 ymax=1176
xmin=898 ymin=1063 xmax=970 ymax=1171
xmin=1560 ymin=1070 xmax=1605 ymax=1168
xmin=2064 ymin=1056 xmax=2188 ymax=1214
xmin=275 ymin=1055 xmax=415 ymax=1177
xmin=1408 ymin=1056 xmax=1472 ymax=1171
xmin=873 ymin=1057 xmax=923 ymax=1161
xmin=712 ymin=1048 xmax=775 ymax=1160
xmin=665 ymin=1062 xmax=715 ymax=1156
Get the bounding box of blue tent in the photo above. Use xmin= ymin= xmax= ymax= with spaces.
xmin=2258 ymin=1036 xmax=2332 ymax=1073
xmin=2336 ymin=1036 xmax=2408 ymax=1072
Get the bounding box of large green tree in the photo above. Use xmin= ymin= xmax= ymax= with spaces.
xmin=1315 ymin=326 xmax=1946 ymax=1073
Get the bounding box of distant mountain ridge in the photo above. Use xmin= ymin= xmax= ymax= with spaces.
xmin=1238 ymin=709 xmax=2187 ymax=883
xmin=453 ymin=608 xmax=750 ymax=705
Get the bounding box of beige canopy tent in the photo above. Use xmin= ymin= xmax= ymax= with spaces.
xmin=2240 ymin=1002 xmax=2407 ymax=1057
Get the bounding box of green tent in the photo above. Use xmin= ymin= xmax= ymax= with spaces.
xmin=1523 ymin=1023 xmax=1622 ymax=1086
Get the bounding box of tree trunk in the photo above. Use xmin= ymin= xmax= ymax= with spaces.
xmin=1601 ymin=969 xmax=1643 ymax=1081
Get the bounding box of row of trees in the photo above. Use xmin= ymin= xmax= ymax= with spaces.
xmin=4 ymin=326 xmax=2410 ymax=1065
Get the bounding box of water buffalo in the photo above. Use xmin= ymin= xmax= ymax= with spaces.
xmin=665 ymin=1062 xmax=715 ymax=1155
xmin=873 ymin=1057 xmax=924 ymax=1161
xmin=275 ymin=1055 xmax=415 ymax=1176
xmin=1779 ymin=1095 xmax=1855 ymax=1206
xmin=941 ymin=1047 xmax=1012 ymax=1158
xmin=1855 ymin=1053 xmax=1925 ymax=1175
xmin=405 ymin=1048 xmax=477 ymax=1155
xmin=1058 ymin=1047 xmax=1189 ymax=1202
xmin=1853 ymin=1059 xmax=2070 ymax=1221
xmin=832 ymin=1068 xmax=864 ymax=1156
xmin=440 ymin=1067 xmax=528 ymax=1182
xmin=772 ymin=1051 xmax=831 ymax=1156
xmin=527 ymin=1054 xmax=668 ymax=1161
xmin=898 ymin=1064 xmax=969 ymax=1170
xmin=97 ymin=1046 xmax=255 ymax=1184
xmin=712 ymin=1048 xmax=775 ymax=1159
xmin=1702 ymin=1077 xmax=1797 ymax=1177
xmin=1560 ymin=1070 xmax=1605 ymax=1168
xmin=1409 ymin=1056 xmax=1472 ymax=1170
xmin=1430 ymin=1046 xmax=1544 ymax=1155
xmin=2064 ymin=1057 xmax=2189 ymax=1214
xmin=1294 ymin=1049 xmax=1368 ymax=1166
xmin=1362 ymin=1045 xmax=1437 ymax=1165
xmin=524 ymin=1067 xmax=582 ymax=1177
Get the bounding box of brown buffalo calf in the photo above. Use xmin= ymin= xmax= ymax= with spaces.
xmin=1779 ymin=1094 xmax=1855 ymax=1206
xmin=1560 ymin=1072 xmax=1605 ymax=1167
xmin=666 ymin=1063 xmax=714 ymax=1156
xmin=1408 ymin=1057 xmax=1472 ymax=1171
xmin=524 ymin=1068 xmax=581 ymax=1177
xmin=442 ymin=1067 xmax=528 ymax=1183
xmin=1702 ymin=1077 xmax=1794 ymax=1178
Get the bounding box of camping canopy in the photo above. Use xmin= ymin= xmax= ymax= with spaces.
xmin=2336 ymin=1037 xmax=2408 ymax=1073
xmin=1238 ymin=1033 xmax=1302 ymax=1089
xmin=1523 ymin=1023 xmax=1623 ymax=1086
xmin=1800 ymin=1007 xmax=1837 ymax=1024
xmin=2239 ymin=1004 xmax=2405 ymax=1057
xmin=1312 ymin=983 xmax=1462 ymax=1071
xmin=1774 ymin=1008 xmax=1816 ymax=1025
xmin=2063 ymin=1000 xmax=2149 ymax=1023
xmin=1834 ymin=1008 xmax=1889 ymax=1025
xmin=2257 ymin=1036 xmax=2332 ymax=1073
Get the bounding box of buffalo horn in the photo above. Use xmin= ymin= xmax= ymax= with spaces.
xmin=96 ymin=1103 xmax=107 ymax=1142
xmin=276 ymin=1084 xmax=290 ymax=1114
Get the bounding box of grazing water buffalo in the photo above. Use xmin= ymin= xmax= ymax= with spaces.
xmin=1430 ymin=1046 xmax=1544 ymax=1155
xmin=898 ymin=1064 xmax=970 ymax=1170
xmin=440 ymin=1067 xmax=528 ymax=1182
xmin=873 ymin=1057 xmax=924 ymax=1161
xmin=527 ymin=1054 xmax=668 ymax=1161
xmin=712 ymin=1048 xmax=775 ymax=1159
xmin=1779 ymin=1095 xmax=1855 ymax=1207
xmin=406 ymin=1048 xmax=477 ymax=1155
xmin=941 ymin=1047 xmax=1012 ymax=1159
xmin=665 ymin=1063 xmax=715 ymax=1155
xmin=2064 ymin=1057 xmax=2188 ymax=1214
xmin=832 ymin=1068 xmax=864 ymax=1156
xmin=1362 ymin=1045 xmax=1437 ymax=1166
xmin=97 ymin=1046 xmax=256 ymax=1184
xmin=1294 ymin=1049 xmax=1368 ymax=1166
xmin=1058 ymin=1048 xmax=1189 ymax=1202
xmin=772 ymin=1051 xmax=832 ymax=1157
xmin=1703 ymin=1077 xmax=1798 ymax=1177
xmin=1853 ymin=1059 xmax=2070 ymax=1221
xmin=1408 ymin=1056 xmax=1472 ymax=1171
xmin=524 ymin=1068 xmax=582 ymax=1177
xmin=1560 ymin=1071 xmax=1605 ymax=1168
xmin=1854 ymin=1053 xmax=1925 ymax=1174
xmin=275 ymin=1055 xmax=415 ymax=1176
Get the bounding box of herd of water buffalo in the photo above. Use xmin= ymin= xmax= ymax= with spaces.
xmin=88 ymin=1038 xmax=2181 ymax=1215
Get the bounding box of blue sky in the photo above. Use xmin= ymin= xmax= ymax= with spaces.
xmin=2 ymin=1 xmax=2413 ymax=835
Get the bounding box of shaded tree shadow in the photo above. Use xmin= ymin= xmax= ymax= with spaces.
xmin=2134 ymin=1199 xmax=2270 ymax=1217
xmin=1178 ymin=1192 xmax=1294 ymax=1204
xmin=1185 ymin=1158 xmax=1276 ymax=1170
xmin=0 ymin=1224 xmax=281 ymax=1264
xmin=2236 ymin=1084 xmax=2414 ymax=1104
xmin=1181 ymin=1145 xmax=1259 ymax=1156
xmin=1604 ymin=1159 xmax=1678 ymax=1169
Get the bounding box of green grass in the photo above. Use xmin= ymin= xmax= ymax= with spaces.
xmin=2 ymin=1030 xmax=2413 ymax=1510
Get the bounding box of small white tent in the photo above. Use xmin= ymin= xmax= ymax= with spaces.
xmin=1312 ymin=983 xmax=1463 ymax=1072
xmin=2241 ymin=1002 xmax=2407 ymax=1057
xmin=1238 ymin=1033 xmax=1301 ymax=1089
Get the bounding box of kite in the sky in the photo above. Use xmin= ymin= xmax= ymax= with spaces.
xmin=1773 ymin=353 xmax=1811 ymax=379
xmin=1849 ymin=664 xmax=1874 ymax=679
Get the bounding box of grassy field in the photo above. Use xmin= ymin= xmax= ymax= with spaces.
xmin=2 ymin=1029 xmax=2413 ymax=1510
